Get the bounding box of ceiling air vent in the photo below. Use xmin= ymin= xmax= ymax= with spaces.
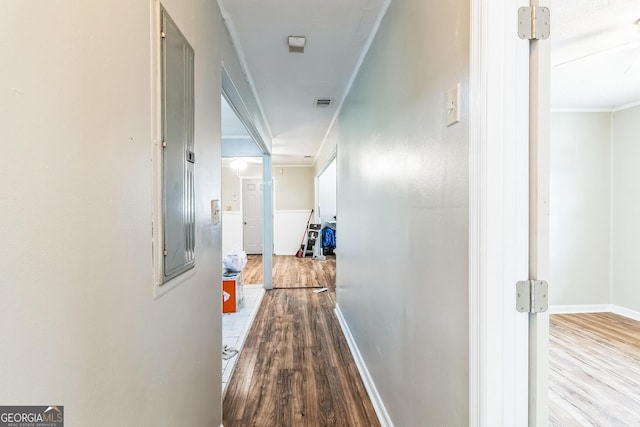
xmin=314 ymin=98 xmax=333 ymax=108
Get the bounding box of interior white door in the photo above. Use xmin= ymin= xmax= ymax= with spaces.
xmin=528 ymin=0 xmax=551 ymax=424
xmin=470 ymin=0 xmax=551 ymax=424
xmin=242 ymin=179 xmax=264 ymax=254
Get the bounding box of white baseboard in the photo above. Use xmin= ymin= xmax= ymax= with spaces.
xmin=549 ymin=304 xmax=640 ymax=322
xmin=611 ymin=305 xmax=640 ymax=322
xmin=334 ymin=304 xmax=393 ymax=427
xmin=549 ymin=304 xmax=611 ymax=314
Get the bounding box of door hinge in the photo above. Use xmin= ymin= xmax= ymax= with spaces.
xmin=163 ymin=249 xmax=168 ymax=256
xmin=518 ymin=5 xmax=550 ymax=40
xmin=162 ymin=140 xmax=167 ymax=148
xmin=516 ymin=280 xmax=549 ymax=313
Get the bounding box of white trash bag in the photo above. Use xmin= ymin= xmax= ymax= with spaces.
xmin=223 ymin=251 xmax=247 ymax=273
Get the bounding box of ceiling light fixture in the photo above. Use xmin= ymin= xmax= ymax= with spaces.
xmin=288 ymin=36 xmax=306 ymax=53
xmin=230 ymin=159 xmax=247 ymax=170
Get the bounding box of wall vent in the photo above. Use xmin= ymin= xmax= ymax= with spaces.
xmin=314 ymin=98 xmax=333 ymax=108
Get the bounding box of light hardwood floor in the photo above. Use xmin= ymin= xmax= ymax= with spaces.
xmin=222 ymin=288 xmax=380 ymax=427
xmin=243 ymin=255 xmax=336 ymax=290
xmin=550 ymin=312 xmax=640 ymax=426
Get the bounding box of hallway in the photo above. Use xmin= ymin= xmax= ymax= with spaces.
xmin=3 ymin=0 xmax=478 ymax=424
xmin=222 ymin=286 xmax=379 ymax=426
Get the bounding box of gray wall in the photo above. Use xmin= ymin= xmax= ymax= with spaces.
xmin=612 ymin=105 xmax=640 ymax=311
xmin=274 ymin=167 xmax=314 ymax=210
xmin=0 ymin=1 xmax=261 ymax=424
xmin=331 ymin=0 xmax=470 ymax=424
xmin=550 ymin=107 xmax=640 ymax=313
xmin=549 ymin=112 xmax=612 ymax=306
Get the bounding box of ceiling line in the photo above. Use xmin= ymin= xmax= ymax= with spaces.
xmin=613 ymin=99 xmax=640 ymax=112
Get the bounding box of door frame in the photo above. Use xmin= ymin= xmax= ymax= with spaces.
xmin=470 ymin=0 xmax=549 ymax=424
xmin=314 ymin=146 xmax=337 ymax=225
xmin=222 ymin=67 xmax=273 ymax=289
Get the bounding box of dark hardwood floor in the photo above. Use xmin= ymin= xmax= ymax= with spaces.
xmin=243 ymin=255 xmax=336 ymax=290
xmin=222 ymin=287 xmax=379 ymax=427
xmin=549 ymin=312 xmax=640 ymax=426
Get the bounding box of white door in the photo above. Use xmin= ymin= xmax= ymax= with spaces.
xmin=527 ymin=1 xmax=551 ymax=425
xmin=242 ymin=179 xmax=263 ymax=254
xmin=471 ymin=0 xmax=550 ymax=424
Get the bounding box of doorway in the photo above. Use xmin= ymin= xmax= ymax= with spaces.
xmin=317 ymin=156 xmax=337 ymax=241
xmin=548 ymin=1 xmax=640 ymax=423
xmin=220 ymin=69 xmax=272 ymax=397
xmin=316 ymin=153 xmax=337 ymax=272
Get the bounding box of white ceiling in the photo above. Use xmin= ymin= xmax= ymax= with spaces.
xmin=218 ymin=0 xmax=388 ymax=165
xmin=551 ymin=0 xmax=640 ymax=110
xmin=219 ymin=0 xmax=640 ymax=164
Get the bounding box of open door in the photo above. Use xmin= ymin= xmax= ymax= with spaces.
xmin=526 ymin=0 xmax=551 ymax=424
xmin=470 ymin=0 xmax=550 ymax=425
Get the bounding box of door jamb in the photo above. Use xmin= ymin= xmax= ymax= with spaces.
xmin=314 ymin=147 xmax=337 ymax=225
xmin=527 ymin=1 xmax=551 ymax=424
xmin=470 ymin=0 xmax=532 ymax=424
xmin=222 ymin=67 xmax=273 ymax=289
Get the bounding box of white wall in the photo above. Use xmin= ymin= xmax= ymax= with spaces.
xmin=332 ymin=0 xmax=469 ymax=424
xmin=549 ymin=112 xmax=612 ymax=307
xmin=274 ymin=211 xmax=315 ymax=255
xmin=222 ymin=211 xmax=243 ymax=255
xmin=612 ymin=105 xmax=640 ymax=312
xmin=550 ymin=107 xmax=640 ymax=314
xmin=0 ymin=1 xmax=258 ymax=425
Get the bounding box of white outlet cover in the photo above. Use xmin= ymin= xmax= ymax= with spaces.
xmin=447 ymin=83 xmax=461 ymax=127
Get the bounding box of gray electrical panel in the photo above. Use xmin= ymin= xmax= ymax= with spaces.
xmin=161 ymin=7 xmax=195 ymax=281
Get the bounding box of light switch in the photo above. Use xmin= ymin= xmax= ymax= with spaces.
xmin=211 ymin=200 xmax=221 ymax=225
xmin=447 ymin=83 xmax=461 ymax=127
